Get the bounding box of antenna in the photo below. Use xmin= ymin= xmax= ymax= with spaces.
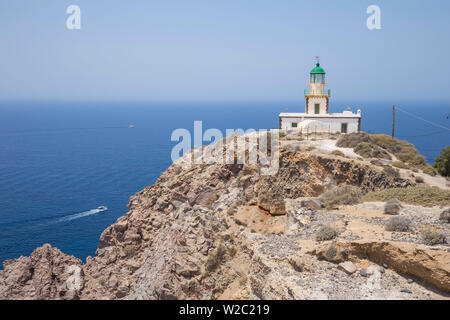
xmin=315 ymin=56 xmax=320 ymax=64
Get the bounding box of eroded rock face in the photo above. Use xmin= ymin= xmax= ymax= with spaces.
xmin=257 ymin=151 xmax=411 ymax=215
xmin=0 ymin=244 xmax=82 ymax=300
xmin=0 ymin=138 xmax=447 ymax=300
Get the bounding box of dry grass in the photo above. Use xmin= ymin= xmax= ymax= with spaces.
xmin=320 ymin=185 xmax=364 ymax=209
xmin=337 ymin=133 xmax=430 ymax=170
xmin=331 ymin=150 xmax=345 ymax=157
xmin=362 ymin=186 xmax=450 ymax=207
xmin=392 ymin=161 xmax=407 ymax=169
xmin=354 ymin=142 xmax=391 ymax=160
xmin=423 ymin=166 xmax=438 ymax=176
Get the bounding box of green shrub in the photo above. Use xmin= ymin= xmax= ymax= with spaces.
xmin=315 ymin=225 xmax=337 ymax=241
xmin=279 ymin=131 xmax=286 ymax=139
xmin=354 ymin=142 xmax=391 ymax=160
xmin=205 ymin=245 xmax=226 ymax=272
xmin=320 ymin=185 xmax=364 ymax=209
xmin=336 ymin=132 xmax=371 ymax=148
xmin=331 ymin=150 xmax=345 ymax=157
xmin=324 ymin=243 xmax=338 ymax=261
xmin=440 ymin=209 xmax=450 ymax=223
xmin=382 ymin=165 xmax=400 ymax=178
xmin=420 ymin=225 xmax=445 ymax=246
xmin=423 ymin=166 xmax=438 ymax=176
xmin=392 ymin=161 xmax=407 ymax=169
xmin=337 ymin=133 xmax=429 ymax=168
xmin=415 ymin=176 xmax=424 ymax=183
xmin=362 ymin=186 xmax=450 ymax=207
xmin=433 ymin=146 xmax=450 ymax=176
xmin=385 ymin=216 xmax=411 ymax=232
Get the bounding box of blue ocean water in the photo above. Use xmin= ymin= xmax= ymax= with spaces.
xmin=0 ymin=100 xmax=449 ymax=264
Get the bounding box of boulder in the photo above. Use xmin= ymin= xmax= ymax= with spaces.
xmin=338 ymin=261 xmax=357 ymax=275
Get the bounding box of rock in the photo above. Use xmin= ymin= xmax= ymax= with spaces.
xmin=66 ymin=265 xmax=84 ymax=292
xmin=407 ymin=279 xmax=414 ymax=284
xmin=400 ymin=289 xmax=412 ymax=294
xmin=332 ymin=241 xmax=450 ymax=293
xmin=338 ymin=261 xmax=357 ymax=275
xmin=116 ymin=285 xmax=130 ymax=298
xmin=0 ymin=244 xmax=82 ymax=299
xmin=359 ymin=269 xmax=368 ymax=277
xmin=384 ymin=198 xmax=402 ymax=215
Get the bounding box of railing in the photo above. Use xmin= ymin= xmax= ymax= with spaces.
xmin=304 ymin=89 xmax=331 ymax=96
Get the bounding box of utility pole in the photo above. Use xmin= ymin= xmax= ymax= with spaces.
xmin=392 ymin=104 xmax=395 ymax=139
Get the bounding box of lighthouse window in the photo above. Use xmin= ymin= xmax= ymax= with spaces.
xmin=291 ymin=122 xmax=298 ymax=128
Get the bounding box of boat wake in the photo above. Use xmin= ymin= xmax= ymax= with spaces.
xmin=53 ymin=206 xmax=108 ymax=224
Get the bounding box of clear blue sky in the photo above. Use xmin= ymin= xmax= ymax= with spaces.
xmin=1 ymin=0 xmax=449 ymax=102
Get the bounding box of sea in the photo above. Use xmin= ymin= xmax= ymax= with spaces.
xmin=0 ymin=100 xmax=449 ymax=265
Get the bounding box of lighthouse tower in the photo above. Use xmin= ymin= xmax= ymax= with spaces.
xmin=304 ymin=60 xmax=330 ymax=115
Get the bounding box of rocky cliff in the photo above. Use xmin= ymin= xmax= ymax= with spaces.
xmin=1 ymin=133 xmax=449 ymax=300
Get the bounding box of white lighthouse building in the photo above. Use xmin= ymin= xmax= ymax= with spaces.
xmin=279 ymin=61 xmax=361 ymax=134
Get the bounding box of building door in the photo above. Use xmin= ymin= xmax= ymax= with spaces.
xmin=341 ymin=123 xmax=348 ymax=133
xmin=314 ymin=104 xmax=320 ymax=114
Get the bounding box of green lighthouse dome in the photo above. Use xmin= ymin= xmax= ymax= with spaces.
xmin=310 ymin=63 xmax=325 ymax=74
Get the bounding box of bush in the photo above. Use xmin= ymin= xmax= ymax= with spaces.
xmin=433 ymin=146 xmax=450 ymax=176
xmin=338 ymin=133 xmax=429 ymax=168
xmin=362 ymin=186 xmax=450 ymax=207
xmin=423 ymin=166 xmax=438 ymax=176
xmin=384 ymin=198 xmax=402 ymax=215
xmin=205 ymin=245 xmax=226 ymax=272
xmin=320 ymin=185 xmax=364 ymax=209
xmin=279 ymin=131 xmax=286 ymax=139
xmin=420 ymin=225 xmax=445 ymax=246
xmin=392 ymin=161 xmax=407 ymax=169
xmin=382 ymin=165 xmax=400 ymax=178
xmin=324 ymin=243 xmax=337 ymax=261
xmin=354 ymin=142 xmax=391 ymax=160
xmin=385 ymin=216 xmax=411 ymax=232
xmin=440 ymin=208 xmax=450 ymax=223
xmin=415 ymin=176 xmax=424 ymax=183
xmin=336 ymin=132 xmax=371 ymax=148
xmin=331 ymin=150 xmax=345 ymax=157
xmin=315 ymin=225 xmax=337 ymax=241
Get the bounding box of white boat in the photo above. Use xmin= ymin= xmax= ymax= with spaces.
xmin=129 ymin=124 xmax=135 ymax=128
xmin=97 ymin=206 xmax=108 ymax=212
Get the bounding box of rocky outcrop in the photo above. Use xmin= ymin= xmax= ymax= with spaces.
xmin=0 ymin=244 xmax=83 ymax=299
xmin=256 ymin=150 xmax=411 ymax=215
xmin=309 ymin=240 xmax=450 ymax=293
xmin=0 ymin=135 xmax=447 ymax=300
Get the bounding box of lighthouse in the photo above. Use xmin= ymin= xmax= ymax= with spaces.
xmin=305 ymin=62 xmax=330 ymax=115
xmin=279 ymin=59 xmax=361 ymax=134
